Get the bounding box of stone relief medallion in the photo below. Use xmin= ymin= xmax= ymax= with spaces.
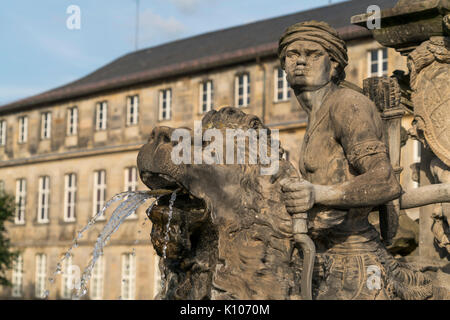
xmin=408 ymin=37 xmax=450 ymax=167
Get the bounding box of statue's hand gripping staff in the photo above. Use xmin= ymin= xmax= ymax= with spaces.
xmin=279 ymin=168 xmax=316 ymax=301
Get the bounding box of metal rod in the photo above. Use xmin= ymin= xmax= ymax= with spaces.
xmin=135 ymin=0 xmax=140 ymax=51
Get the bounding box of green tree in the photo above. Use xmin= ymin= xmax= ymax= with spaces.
xmin=0 ymin=191 xmax=18 ymax=287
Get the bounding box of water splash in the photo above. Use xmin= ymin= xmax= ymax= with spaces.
xmin=49 ymin=189 xmax=175 ymax=299
xmin=74 ymin=192 xmax=159 ymax=299
xmin=51 ymin=191 xmax=136 ymax=283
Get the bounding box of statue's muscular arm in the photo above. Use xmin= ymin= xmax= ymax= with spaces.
xmin=314 ymin=153 xmax=401 ymax=208
xmin=282 ymin=94 xmax=402 ymax=213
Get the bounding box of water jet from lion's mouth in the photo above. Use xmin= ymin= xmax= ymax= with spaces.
xmin=160 ymin=190 xmax=178 ymax=294
xmin=163 ymin=191 xmax=178 ymax=260
xmin=47 ymin=189 xmax=176 ymax=299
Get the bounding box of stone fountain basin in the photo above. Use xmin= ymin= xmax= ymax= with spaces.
xmin=351 ymin=0 xmax=449 ymax=53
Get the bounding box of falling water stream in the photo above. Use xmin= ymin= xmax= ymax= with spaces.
xmin=163 ymin=192 xmax=178 ymax=259
xmin=159 ymin=191 xmax=178 ymax=293
xmin=48 ymin=188 xmax=178 ymax=299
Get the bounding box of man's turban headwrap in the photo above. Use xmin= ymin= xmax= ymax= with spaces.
xmin=278 ymin=21 xmax=348 ymax=82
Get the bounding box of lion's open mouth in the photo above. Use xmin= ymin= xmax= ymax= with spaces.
xmin=140 ymin=171 xmax=180 ymax=190
xmin=142 ymin=171 xmax=208 ymax=214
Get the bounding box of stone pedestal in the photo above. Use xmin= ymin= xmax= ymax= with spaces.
xmin=352 ymin=0 xmax=450 ymax=268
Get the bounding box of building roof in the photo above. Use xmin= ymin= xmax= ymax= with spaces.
xmin=0 ymin=0 xmax=398 ymax=114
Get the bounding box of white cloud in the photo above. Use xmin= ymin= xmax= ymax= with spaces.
xmin=139 ymin=10 xmax=187 ymax=44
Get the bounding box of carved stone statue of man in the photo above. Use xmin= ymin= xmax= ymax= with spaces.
xmin=278 ymin=21 xmax=432 ymax=300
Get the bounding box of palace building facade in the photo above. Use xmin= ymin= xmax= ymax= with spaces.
xmin=0 ymin=0 xmax=420 ymax=299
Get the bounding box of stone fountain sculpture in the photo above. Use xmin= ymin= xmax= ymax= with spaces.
xmin=352 ymin=0 xmax=450 ymax=296
xmin=138 ymin=110 xmax=306 ymax=299
xmin=137 ymin=1 xmax=450 ymax=300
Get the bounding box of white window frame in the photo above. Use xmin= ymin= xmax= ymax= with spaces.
xmin=126 ymin=95 xmax=139 ymax=126
xmin=67 ymin=107 xmax=78 ymax=136
xmin=95 ymin=102 xmax=108 ymax=131
xmin=93 ymin=170 xmax=106 ymax=219
xmin=15 ymin=179 xmax=26 ymax=225
xmin=199 ymin=80 xmax=213 ymax=114
xmin=159 ymin=89 xmax=172 ymax=121
xmin=235 ymin=73 xmax=250 ymax=107
xmin=18 ymin=116 xmax=28 ymax=144
xmin=37 ymin=176 xmax=50 ymax=224
xmin=35 ymin=254 xmax=47 ymax=298
xmin=90 ymin=255 xmax=104 ymax=300
xmin=124 ymin=167 xmax=138 ymax=219
xmin=12 ymin=254 xmax=24 ymax=298
xmin=274 ymin=68 xmax=291 ymax=102
xmin=41 ymin=112 xmax=52 ymax=140
xmin=0 ymin=120 xmax=6 ymax=146
xmin=61 ymin=255 xmax=74 ymax=299
xmin=124 ymin=167 xmax=138 ymax=192
xmin=64 ymin=173 xmax=77 ymax=222
xmin=121 ymin=253 xmax=136 ymax=300
xmin=368 ymin=48 xmax=388 ymax=77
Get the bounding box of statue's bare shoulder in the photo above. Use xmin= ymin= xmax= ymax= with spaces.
xmin=328 ymin=88 xmax=385 ymax=169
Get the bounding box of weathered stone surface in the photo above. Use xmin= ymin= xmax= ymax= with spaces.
xmin=138 ymin=107 xmax=303 ymax=300
xmin=138 ymin=104 xmax=448 ymax=299
xmin=276 ymin=21 xmax=432 ymax=299
xmin=408 ymin=37 xmax=450 ymax=167
xmin=352 ymin=0 xmax=450 ymax=278
xmin=137 ymin=16 xmax=450 ymax=300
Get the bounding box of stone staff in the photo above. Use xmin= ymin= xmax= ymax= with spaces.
xmin=292 ymin=211 xmax=315 ymax=300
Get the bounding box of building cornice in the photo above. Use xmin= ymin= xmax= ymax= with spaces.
xmin=0 ymin=142 xmax=145 ymax=168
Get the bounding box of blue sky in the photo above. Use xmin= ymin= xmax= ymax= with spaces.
xmin=0 ymin=0 xmax=347 ymax=105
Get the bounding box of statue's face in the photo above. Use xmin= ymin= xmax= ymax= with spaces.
xmin=284 ymin=40 xmax=336 ymax=91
